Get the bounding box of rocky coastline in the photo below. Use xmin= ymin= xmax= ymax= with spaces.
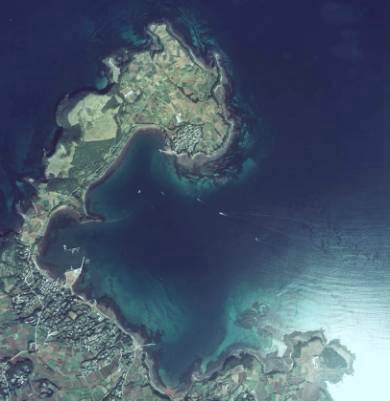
xmin=0 ymin=20 xmax=355 ymax=401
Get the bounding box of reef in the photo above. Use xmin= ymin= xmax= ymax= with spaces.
xmin=0 ymin=22 xmax=354 ymax=401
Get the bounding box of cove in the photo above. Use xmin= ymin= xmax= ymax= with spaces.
xmin=37 ymin=126 xmax=390 ymax=393
xmin=39 ymin=131 xmax=278 ymax=382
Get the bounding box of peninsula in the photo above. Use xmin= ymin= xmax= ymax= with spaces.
xmin=0 ymin=22 xmax=354 ymax=401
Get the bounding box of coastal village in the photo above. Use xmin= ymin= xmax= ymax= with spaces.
xmin=0 ymin=22 xmax=354 ymax=401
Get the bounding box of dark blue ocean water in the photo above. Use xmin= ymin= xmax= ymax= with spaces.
xmin=0 ymin=0 xmax=385 ymax=229
xmin=1 ymin=0 xmax=388 ymax=395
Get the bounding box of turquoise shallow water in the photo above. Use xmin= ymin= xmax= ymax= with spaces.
xmin=40 ymin=129 xmax=389 ymax=388
xmin=2 ymin=0 xmax=387 ymax=397
xmin=41 ymin=131 xmax=273 ymax=380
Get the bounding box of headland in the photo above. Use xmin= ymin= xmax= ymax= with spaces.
xmin=0 ymin=21 xmax=354 ymax=401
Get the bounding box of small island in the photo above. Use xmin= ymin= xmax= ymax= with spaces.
xmin=0 ymin=22 xmax=354 ymax=401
